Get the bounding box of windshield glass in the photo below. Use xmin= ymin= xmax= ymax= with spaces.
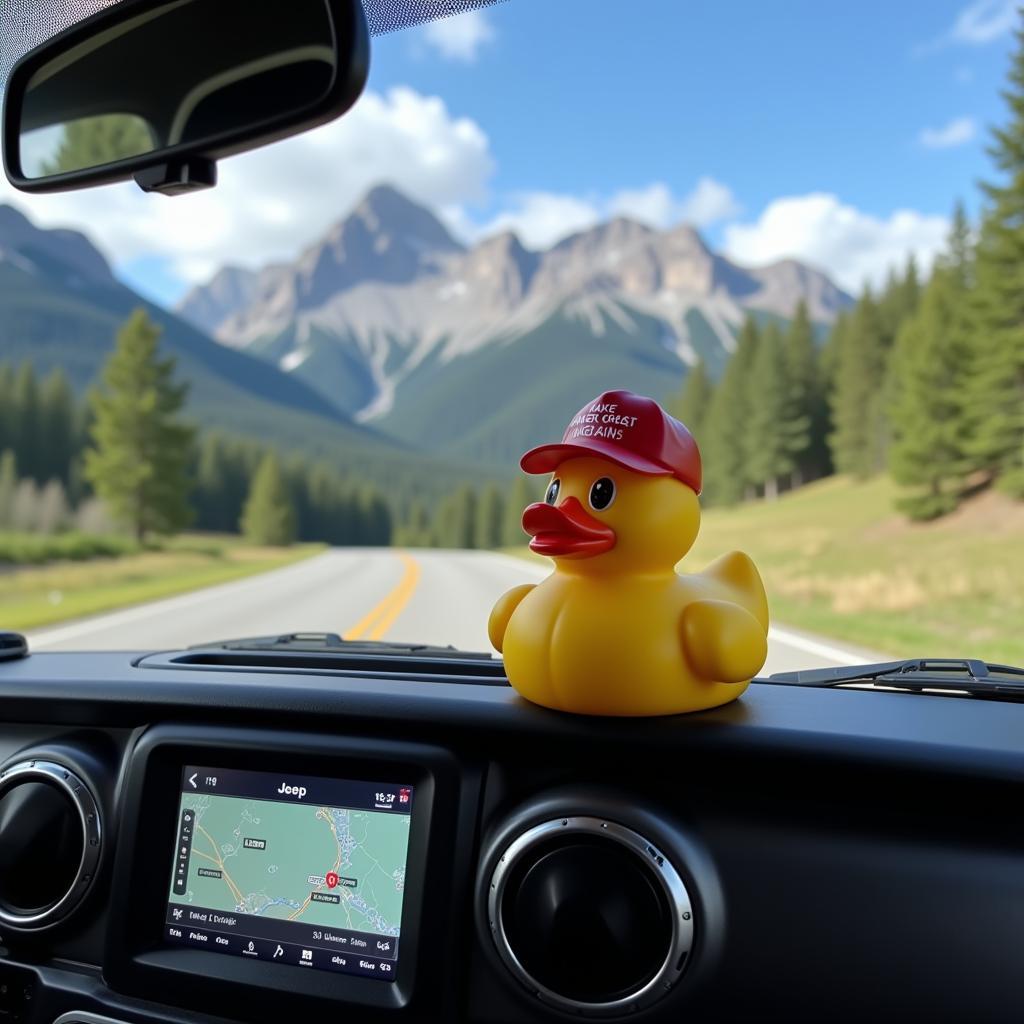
xmin=1 ymin=0 xmax=1022 ymax=676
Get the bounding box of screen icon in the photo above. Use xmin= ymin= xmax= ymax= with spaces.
xmin=301 ymin=949 xmax=312 ymax=962
xmin=399 ymin=788 xmax=410 ymax=804
xmin=172 ymin=908 xmax=183 ymax=920
xmin=188 ymin=772 xmax=198 ymax=789
xmin=325 ymin=871 xmax=339 ymax=889
xmin=273 ymin=944 xmax=284 ymax=959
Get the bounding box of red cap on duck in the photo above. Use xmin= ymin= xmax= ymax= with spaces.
xmin=520 ymin=389 xmax=702 ymax=495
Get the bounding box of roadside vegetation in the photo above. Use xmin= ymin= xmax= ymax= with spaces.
xmin=0 ymin=312 xmax=396 ymax=560
xmin=688 ymin=476 xmax=1024 ymax=667
xmin=2 ymin=536 xmax=323 ymax=632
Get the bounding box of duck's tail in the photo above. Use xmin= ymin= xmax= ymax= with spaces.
xmin=696 ymin=551 xmax=769 ymax=630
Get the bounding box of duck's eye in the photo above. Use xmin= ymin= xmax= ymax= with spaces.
xmin=544 ymin=478 xmax=560 ymax=505
xmin=589 ymin=477 xmax=616 ymax=511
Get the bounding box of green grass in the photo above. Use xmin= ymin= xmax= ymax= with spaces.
xmin=0 ymin=531 xmax=139 ymax=565
xmin=507 ymin=476 xmax=1024 ymax=666
xmin=1 ymin=536 xmax=325 ymax=632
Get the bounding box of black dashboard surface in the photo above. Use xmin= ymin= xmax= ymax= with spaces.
xmin=0 ymin=651 xmax=1022 ymax=1023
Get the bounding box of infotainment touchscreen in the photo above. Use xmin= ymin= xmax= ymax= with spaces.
xmin=164 ymin=766 xmax=413 ymax=981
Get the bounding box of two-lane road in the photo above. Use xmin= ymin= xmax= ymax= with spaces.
xmin=26 ymin=548 xmax=876 ymax=673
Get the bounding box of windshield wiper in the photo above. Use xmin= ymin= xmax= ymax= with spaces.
xmin=191 ymin=631 xmax=496 ymax=660
xmin=769 ymin=658 xmax=1024 ymax=701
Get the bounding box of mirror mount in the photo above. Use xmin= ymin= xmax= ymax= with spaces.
xmin=134 ymin=157 xmax=217 ymax=197
xmin=3 ymin=0 xmax=369 ymax=196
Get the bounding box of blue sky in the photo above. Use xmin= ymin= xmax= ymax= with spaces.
xmin=3 ymin=0 xmax=1017 ymax=305
xmin=373 ymin=0 xmax=1011 ymax=240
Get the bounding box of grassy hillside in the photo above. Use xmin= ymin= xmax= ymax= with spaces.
xmin=378 ymin=304 xmax=690 ymax=466
xmin=685 ymin=476 xmax=1024 ymax=666
xmin=0 ymin=262 xmax=344 ymax=423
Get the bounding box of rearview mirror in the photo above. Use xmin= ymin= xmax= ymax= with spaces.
xmin=2 ymin=0 xmax=369 ymax=195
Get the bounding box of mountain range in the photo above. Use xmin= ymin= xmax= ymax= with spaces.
xmin=0 ymin=203 xmax=476 ymax=496
xmin=0 ymin=186 xmax=851 ymax=493
xmin=178 ymin=185 xmax=851 ymax=465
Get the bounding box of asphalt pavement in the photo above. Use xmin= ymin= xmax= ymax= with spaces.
xmin=26 ymin=548 xmax=877 ymax=674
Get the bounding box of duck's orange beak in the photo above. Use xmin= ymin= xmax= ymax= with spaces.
xmin=523 ymin=497 xmax=616 ymax=558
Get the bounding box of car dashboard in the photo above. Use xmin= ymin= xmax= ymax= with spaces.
xmin=0 ymin=648 xmax=1021 ymax=1024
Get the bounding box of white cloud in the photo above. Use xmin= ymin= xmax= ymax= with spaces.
xmin=0 ymin=87 xmax=494 ymax=287
xmin=609 ymin=178 xmax=740 ymax=229
xmin=723 ymin=193 xmax=949 ymax=293
xmin=916 ymin=0 xmax=1016 ymax=53
xmin=607 ymin=183 xmax=676 ymax=226
xmin=919 ymin=116 xmax=977 ymax=148
xmin=422 ymin=10 xmax=495 ymax=62
xmin=950 ymin=0 xmax=1016 ymax=43
xmin=678 ymin=177 xmax=742 ymax=226
xmin=475 ymin=177 xmax=738 ymax=249
xmin=480 ymin=192 xmax=601 ymax=248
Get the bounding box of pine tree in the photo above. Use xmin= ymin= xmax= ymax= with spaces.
xmin=40 ymin=114 xmax=153 ymax=176
xmin=453 ymin=485 xmax=478 ymax=548
xmin=195 ymin=434 xmax=232 ymax=532
xmin=359 ymin=487 xmax=392 ymax=546
xmin=0 ymin=365 xmax=14 ymax=455
xmin=397 ymin=499 xmax=433 ymax=547
xmin=783 ymin=301 xmax=823 ymax=485
xmin=84 ymin=309 xmax=195 ymax=541
xmin=947 ymin=200 xmax=973 ymax=290
xmin=474 ymin=483 xmax=505 ymax=549
xmin=241 ymin=453 xmax=296 ymax=546
xmin=301 ymin=462 xmax=337 ymax=542
xmin=702 ymin=316 xmax=759 ymax=504
xmin=0 ymin=450 xmax=16 ymax=528
xmin=829 ymin=289 xmax=888 ymax=477
xmin=434 ymin=485 xmax=478 ymax=548
xmin=39 ymin=368 xmax=75 ymax=485
xmin=889 ymin=268 xmax=969 ymax=519
xmin=12 ymin=363 xmax=40 ymax=482
xmin=962 ymin=21 xmax=1024 ymax=497
xmin=668 ymin=361 xmax=713 ymax=443
xmin=223 ymin=438 xmax=259 ymax=532
xmin=878 ymin=257 xmax=921 ymax=341
xmin=502 ymin=475 xmax=534 ymax=547
xmin=69 ymin=397 xmax=95 ymax=506
xmin=745 ymin=322 xmax=807 ymax=498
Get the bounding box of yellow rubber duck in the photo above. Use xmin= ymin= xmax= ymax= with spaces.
xmin=489 ymin=389 xmax=769 ymax=716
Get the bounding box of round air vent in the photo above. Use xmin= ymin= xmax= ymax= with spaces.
xmin=0 ymin=760 xmax=101 ymax=929
xmin=487 ymin=816 xmax=694 ymax=1017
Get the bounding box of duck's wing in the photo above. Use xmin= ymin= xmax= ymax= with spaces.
xmin=487 ymin=583 xmax=536 ymax=653
xmin=695 ymin=550 xmax=769 ymax=629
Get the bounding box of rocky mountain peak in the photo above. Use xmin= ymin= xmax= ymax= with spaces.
xmin=460 ymin=230 xmax=538 ymax=306
xmin=347 ymin=183 xmax=463 ymax=253
xmin=177 ymin=184 xmax=852 ymax=359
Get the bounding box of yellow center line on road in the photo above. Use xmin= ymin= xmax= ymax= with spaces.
xmin=343 ymin=552 xmax=421 ymax=641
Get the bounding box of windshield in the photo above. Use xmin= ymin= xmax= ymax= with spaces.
xmin=0 ymin=0 xmax=1021 ymax=677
